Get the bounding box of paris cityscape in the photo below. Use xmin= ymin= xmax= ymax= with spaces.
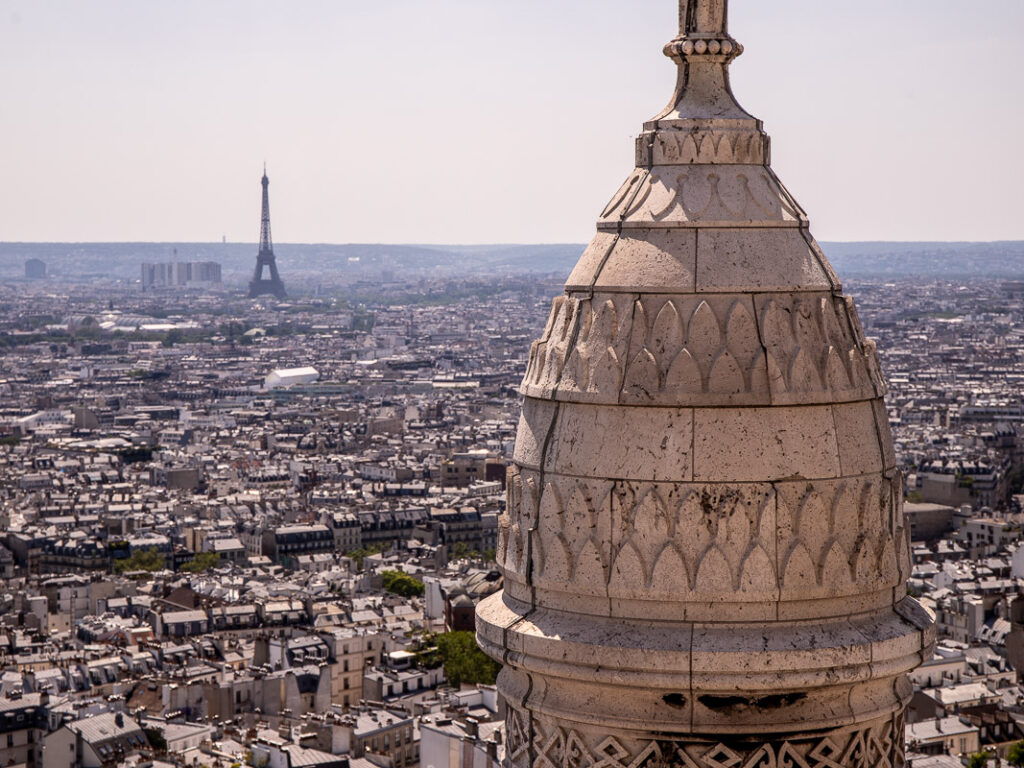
xmin=3 ymin=1 xmax=1024 ymax=768
xmin=4 ymin=229 xmax=1024 ymax=768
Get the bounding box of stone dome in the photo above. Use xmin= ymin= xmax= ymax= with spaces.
xmin=460 ymin=569 xmax=503 ymax=600
xmin=476 ymin=1 xmax=935 ymax=765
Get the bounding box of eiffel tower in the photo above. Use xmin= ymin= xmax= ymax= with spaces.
xmin=248 ymin=167 xmax=287 ymax=299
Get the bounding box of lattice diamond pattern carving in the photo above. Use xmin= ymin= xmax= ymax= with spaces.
xmin=512 ymin=710 xmax=902 ymax=768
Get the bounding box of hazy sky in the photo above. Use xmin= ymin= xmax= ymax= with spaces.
xmin=1 ymin=0 xmax=1022 ymax=244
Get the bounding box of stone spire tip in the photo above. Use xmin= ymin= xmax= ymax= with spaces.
xmin=665 ymin=0 xmax=742 ymax=61
xmin=656 ymin=0 xmax=751 ymax=123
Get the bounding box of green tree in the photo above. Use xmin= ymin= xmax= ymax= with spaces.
xmin=1008 ymin=741 xmax=1024 ymax=767
xmin=449 ymin=542 xmax=479 ymax=562
xmin=74 ymin=325 xmax=103 ymax=341
xmin=162 ymin=329 xmax=183 ymax=348
xmin=114 ymin=547 xmax=165 ymax=574
xmin=346 ymin=543 xmax=385 ymax=571
xmin=381 ymin=570 xmax=425 ymax=597
xmin=144 ymin=727 xmax=167 ymax=752
xmin=436 ymin=631 xmax=500 ymax=687
xmin=1008 ymin=466 xmax=1024 ymax=495
xmin=411 ymin=632 xmax=442 ymax=669
xmin=483 ymin=548 xmax=496 ymax=563
xmin=180 ymin=551 xmax=220 ymax=573
xmin=967 ymin=751 xmax=991 ymax=768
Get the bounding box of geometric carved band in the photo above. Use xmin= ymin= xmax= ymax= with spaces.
xmin=505 ymin=707 xmax=906 ymax=768
xmin=501 ymin=467 xmax=907 ymax=607
xmin=522 ymin=291 xmax=885 ymax=408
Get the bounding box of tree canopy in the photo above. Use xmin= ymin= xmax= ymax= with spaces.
xmin=114 ymin=547 xmax=164 ymax=574
xmin=449 ymin=542 xmax=479 ymax=561
xmin=436 ymin=631 xmax=500 ymax=687
xmin=180 ymin=551 xmax=220 ymax=573
xmin=144 ymin=727 xmax=167 ymax=752
xmin=346 ymin=543 xmax=385 ymax=571
xmin=1007 ymin=741 xmax=1024 ymax=767
xmin=381 ymin=570 xmax=425 ymax=597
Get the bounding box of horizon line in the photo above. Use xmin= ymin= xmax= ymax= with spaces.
xmin=3 ymin=239 xmax=1024 ymax=248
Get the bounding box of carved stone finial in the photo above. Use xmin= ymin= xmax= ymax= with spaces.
xmin=655 ymin=0 xmax=750 ymax=123
xmin=668 ymin=0 xmax=738 ymax=57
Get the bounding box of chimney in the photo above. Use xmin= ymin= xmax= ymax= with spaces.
xmin=115 ymin=712 xmax=125 ymax=728
xmin=254 ymin=636 xmax=269 ymax=666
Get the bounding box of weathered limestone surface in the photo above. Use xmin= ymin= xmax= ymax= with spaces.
xmin=477 ymin=1 xmax=935 ymax=765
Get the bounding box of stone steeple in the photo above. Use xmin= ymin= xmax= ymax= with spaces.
xmin=476 ymin=1 xmax=935 ymax=765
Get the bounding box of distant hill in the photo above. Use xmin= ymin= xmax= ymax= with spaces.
xmin=822 ymin=241 xmax=1024 ymax=278
xmin=1 ymin=240 xmax=1023 ymax=283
